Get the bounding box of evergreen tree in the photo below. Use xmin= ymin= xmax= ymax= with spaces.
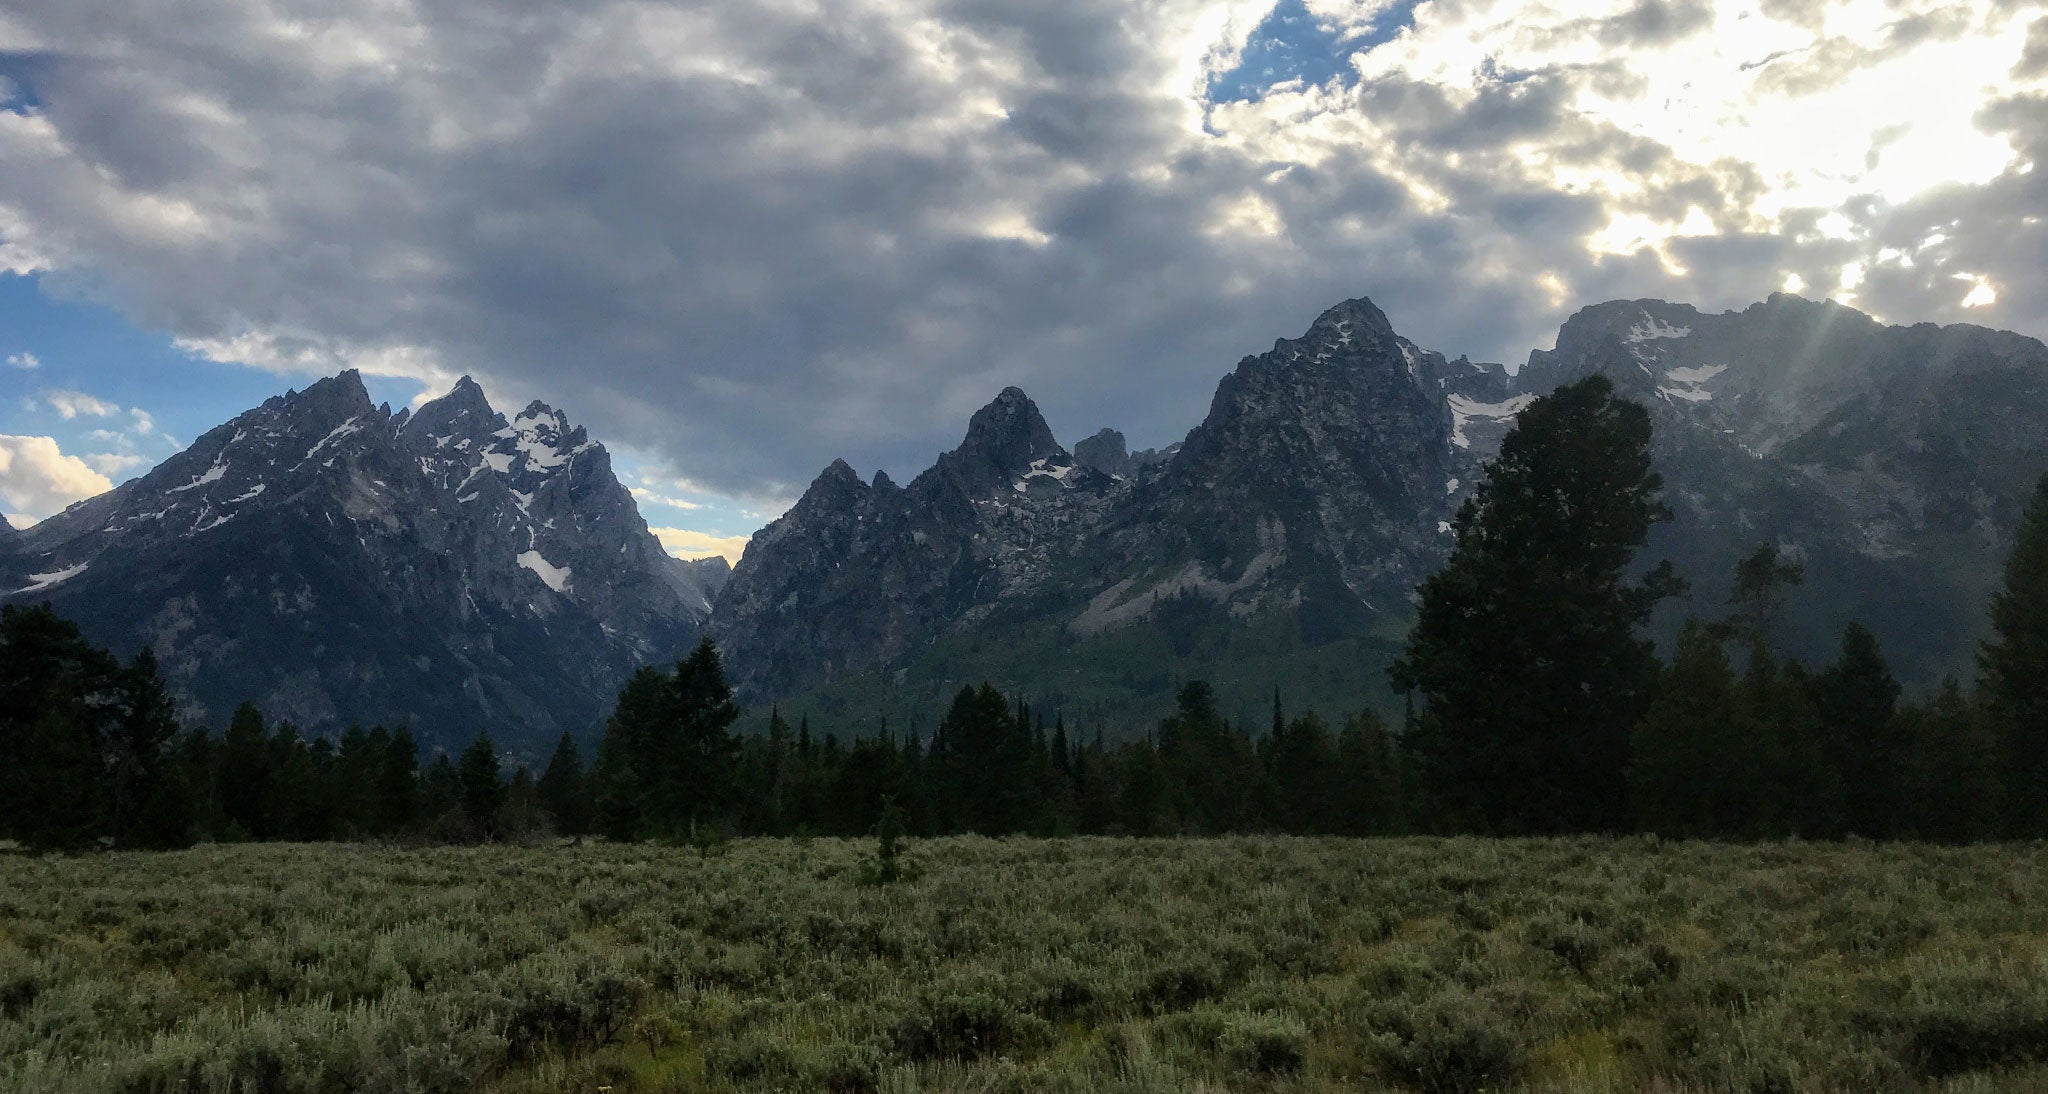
xmin=1392 ymin=374 xmax=1680 ymax=833
xmin=1334 ymin=710 xmax=1399 ymax=835
xmin=459 ymin=732 xmax=504 ymax=836
xmin=931 ymin=684 xmax=1027 ymax=834
xmin=538 ymin=732 xmax=588 ymax=835
xmin=1729 ymin=543 xmax=1805 ymax=647
xmin=500 ymin=766 xmax=546 ymax=838
xmin=1738 ymin=647 xmax=1843 ymax=838
xmin=270 ymin=725 xmax=326 ymax=841
xmin=375 ymin=727 xmax=421 ymax=834
xmin=1982 ymin=474 xmax=2048 ymax=835
xmin=665 ymin=638 xmax=741 ymax=829
xmin=13 ymin=678 xmax=106 ymax=851
xmin=1897 ymin=678 xmax=2002 ymax=841
xmin=421 ymin=753 xmax=461 ymax=820
xmin=1629 ymin=620 xmax=1746 ymax=836
xmin=594 ymin=666 xmax=667 ymax=839
xmin=1156 ymin=681 xmax=1258 ymax=833
xmin=1811 ymin=622 xmax=1905 ymax=837
xmin=217 ymin=702 xmax=275 ymax=839
xmin=106 ymin=649 xmax=192 ymax=848
xmin=1263 ymin=711 xmax=1338 ymax=834
xmin=0 ymin=604 xmax=120 ymax=846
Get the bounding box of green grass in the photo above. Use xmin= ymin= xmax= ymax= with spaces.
xmin=5 ymin=837 xmax=2048 ymax=1091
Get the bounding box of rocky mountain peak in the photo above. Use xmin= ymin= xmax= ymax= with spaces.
xmin=934 ymin=387 xmax=1063 ymax=496
xmin=6 ymin=366 xmax=716 ymax=753
xmin=1301 ymin=296 xmax=1397 ymax=347
xmin=790 ymin=459 xmax=871 ymax=512
xmin=400 ymin=375 xmax=505 ymax=450
xmin=1073 ymin=428 xmax=1130 ymax=477
xmin=253 ymin=369 xmax=379 ymax=441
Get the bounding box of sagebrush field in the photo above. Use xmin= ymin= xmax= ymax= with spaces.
xmin=4 ymin=837 xmax=2048 ymax=1092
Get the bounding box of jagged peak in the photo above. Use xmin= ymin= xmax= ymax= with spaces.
xmin=949 ymin=386 xmax=1061 ymax=473
xmin=255 ymin=369 xmax=377 ymax=427
xmin=1072 ymin=428 xmax=1130 ymax=477
xmin=401 ymin=374 xmax=504 ymax=446
xmin=807 ymin=458 xmax=865 ymax=491
xmin=515 ymin=399 xmax=561 ymax=423
xmin=1305 ymin=296 xmax=1397 ymax=341
xmin=872 ymin=469 xmax=898 ymax=490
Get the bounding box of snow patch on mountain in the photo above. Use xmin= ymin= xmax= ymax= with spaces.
xmin=1660 ymin=363 xmax=1728 ymax=403
xmin=169 ymin=463 xmax=227 ymax=493
xmin=15 ymin=562 xmax=87 ymax=593
xmin=1627 ymin=315 xmax=1692 ymax=342
xmin=1447 ymin=393 xmax=1535 ymax=449
xmin=517 ymin=550 xmax=571 ymax=593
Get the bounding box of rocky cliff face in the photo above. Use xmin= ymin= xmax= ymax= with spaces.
xmin=713 ymin=298 xmax=1521 ymax=701
xmin=1522 ymin=294 xmax=2048 ymax=680
xmin=5 ymin=371 xmax=719 ymax=754
xmin=712 ymin=387 xmax=1128 ymax=700
xmin=713 ymin=293 xmax=2048 ymax=710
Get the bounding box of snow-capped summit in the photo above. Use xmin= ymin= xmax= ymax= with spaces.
xmin=6 ymin=372 xmax=727 ymax=754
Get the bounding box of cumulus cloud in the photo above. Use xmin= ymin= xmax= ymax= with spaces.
xmin=650 ymin=527 xmax=751 ymax=561
xmin=629 ymin=486 xmax=705 ymax=511
xmin=41 ymin=389 xmax=120 ymax=419
xmin=0 ymin=0 xmax=2040 ymax=499
xmin=81 ymin=450 xmax=147 ymax=476
xmin=0 ymin=434 xmax=113 ymax=522
xmin=4 ymin=351 xmax=37 ymax=369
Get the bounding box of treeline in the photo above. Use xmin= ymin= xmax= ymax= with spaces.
xmin=568 ymin=644 xmax=1406 ymax=839
xmin=0 ymin=603 xmax=562 ymax=851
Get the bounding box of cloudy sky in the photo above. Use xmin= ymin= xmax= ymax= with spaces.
xmin=0 ymin=0 xmax=2042 ymax=555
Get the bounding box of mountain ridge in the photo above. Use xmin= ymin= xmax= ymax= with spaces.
xmin=711 ymin=292 xmax=2048 ymax=729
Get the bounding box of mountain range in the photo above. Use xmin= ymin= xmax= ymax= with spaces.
xmin=713 ymin=293 xmax=2048 ymax=735
xmin=5 ymin=291 xmax=2043 ymax=749
xmin=1 ymin=372 xmax=725 ymax=754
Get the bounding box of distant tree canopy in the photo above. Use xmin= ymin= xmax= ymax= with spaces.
xmin=1393 ymin=374 xmax=1681 ymax=834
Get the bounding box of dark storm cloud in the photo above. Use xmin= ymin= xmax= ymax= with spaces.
xmin=0 ymin=0 xmax=2040 ymax=503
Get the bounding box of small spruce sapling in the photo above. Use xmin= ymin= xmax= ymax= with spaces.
xmin=865 ymin=795 xmax=912 ymax=884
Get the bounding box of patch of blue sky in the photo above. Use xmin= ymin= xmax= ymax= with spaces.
xmin=0 ymin=273 xmax=425 ymax=486
xmin=1205 ymin=0 xmax=1421 ymax=105
xmin=0 ymin=51 xmax=48 ymax=114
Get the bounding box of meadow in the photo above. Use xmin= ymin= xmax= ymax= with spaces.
xmin=3 ymin=837 xmax=2047 ymax=1092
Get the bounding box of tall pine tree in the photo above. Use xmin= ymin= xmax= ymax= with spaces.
xmin=538 ymin=732 xmax=588 ymax=835
xmin=1392 ymin=374 xmax=1680 ymax=833
xmin=1984 ymin=474 xmax=2048 ymax=835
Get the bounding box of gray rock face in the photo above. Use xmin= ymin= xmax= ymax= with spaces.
xmin=712 ymin=389 xmax=1127 ymax=700
xmin=713 ymin=293 xmax=2048 ymax=705
xmin=4 ymin=370 xmax=714 ymax=755
xmin=1520 ymin=295 xmax=2048 ymax=681
xmin=1072 ymin=429 xmax=1133 ymax=478
xmin=713 ymin=296 xmax=1488 ymax=699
